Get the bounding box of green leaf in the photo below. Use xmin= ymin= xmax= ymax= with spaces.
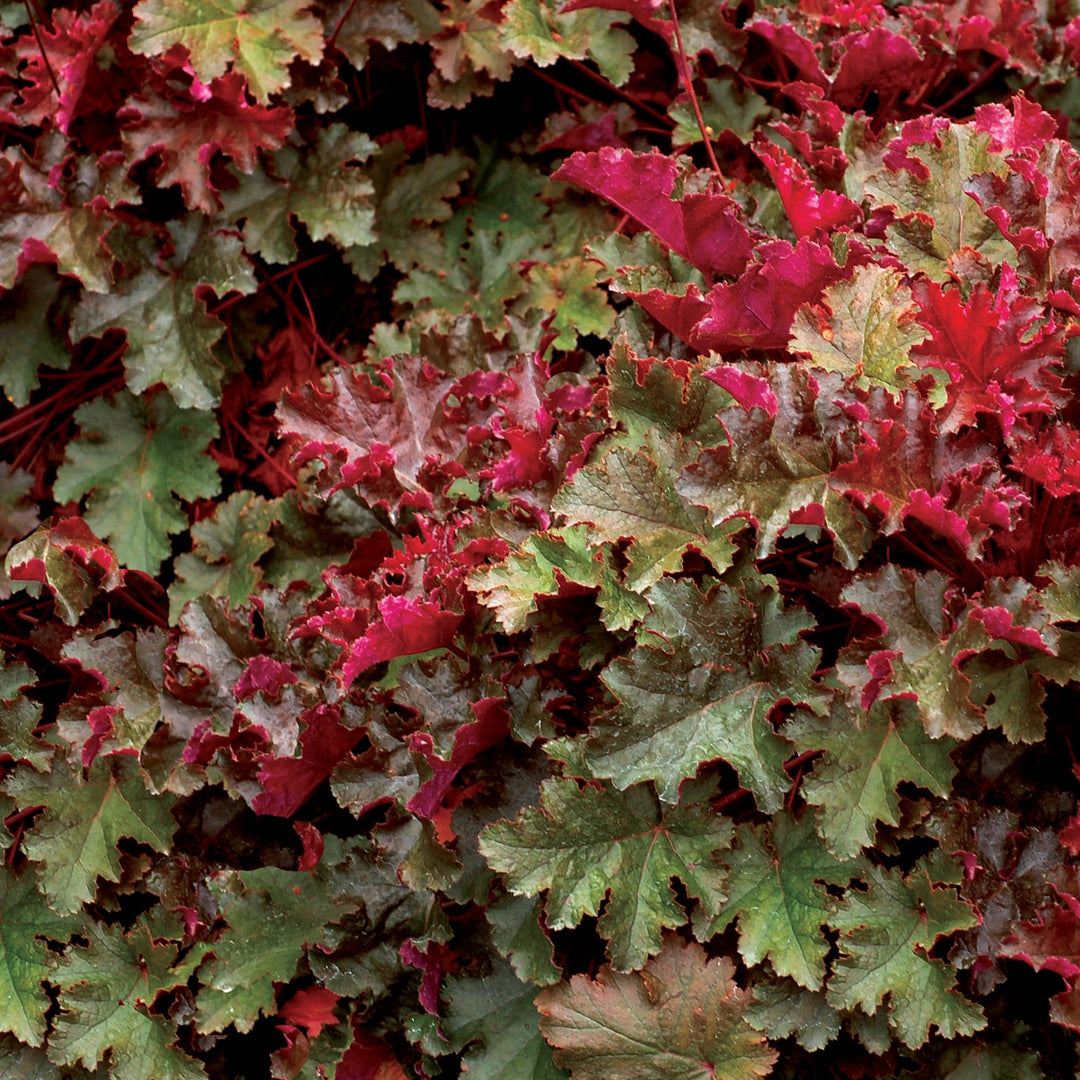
xmin=0 ymin=661 xmax=51 ymax=771
xmin=0 ymin=467 xmax=39 ymax=599
xmin=48 ymin=921 xmax=205 ymax=1080
xmin=827 ymin=864 xmax=985 ymax=1048
xmin=330 ymin=0 xmax=441 ymax=69
xmin=0 ymin=265 xmax=70 ymax=407
xmin=345 ymin=144 xmax=471 ymax=280
xmin=468 ymin=525 xmax=647 ymax=633
xmin=863 ymin=125 xmax=1014 ymax=281
xmin=786 ymin=695 xmax=957 ymax=860
xmin=536 ymin=937 xmax=778 ymax=1080
xmin=1034 ymin=561 xmax=1080 ymax=623
xmin=456 ymin=145 xmax=549 ymax=238
xmin=677 ymin=365 xmax=871 ymax=568
xmin=426 ymin=0 xmax=515 ymax=108
xmin=697 ymin=811 xmax=864 ymax=990
xmin=553 ymin=435 xmax=743 ymax=593
xmin=744 ymin=979 xmax=841 ymax=1052
xmin=605 ymin=342 xmax=730 ymax=462
xmin=169 ymin=491 xmax=275 ymax=621
xmin=395 ymin=227 xmax=539 ymax=329
xmin=588 ymin=575 xmax=825 ymax=809
xmin=53 ymin=389 xmax=220 ymax=575
xmin=441 ymin=957 xmax=568 ymax=1080
xmin=5 ymin=520 xmax=121 ymax=626
xmin=486 ymin=893 xmax=561 ymax=987
xmin=935 ymin=1041 xmax=1043 ymax=1080
xmin=481 ymin=777 xmax=731 ymax=971
xmin=222 ymin=125 xmax=378 ymax=263
xmin=7 ymin=754 xmax=178 ymax=915
xmin=195 ymin=857 xmax=351 ymax=1033
xmin=790 ymin=265 xmax=929 ymax=394
xmin=0 ymin=863 xmax=81 ymax=1046
xmin=669 ymin=78 xmax=772 ymax=146
xmin=839 ymin=565 xmax=983 ymax=740
xmin=514 ymin=255 xmax=616 ymax=350
xmin=70 ymin=218 xmax=256 ymax=410
xmin=0 ymin=1032 xmax=104 ymax=1079
xmin=306 ymin=834 xmax=443 ymax=1000
xmin=130 ymin=0 xmax=324 ymax=102
xmin=501 ymin=0 xmax=635 ymax=84
xmin=263 ymin=489 xmax=378 ymax=593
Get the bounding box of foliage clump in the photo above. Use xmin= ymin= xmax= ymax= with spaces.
xmin=2 ymin=0 xmax=1080 ymax=1076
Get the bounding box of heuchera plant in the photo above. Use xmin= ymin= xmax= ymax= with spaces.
xmin=6 ymin=0 xmax=1080 ymax=1076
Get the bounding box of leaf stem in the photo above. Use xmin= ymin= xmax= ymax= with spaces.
xmin=210 ymin=254 xmax=331 ymax=317
xmin=21 ymin=0 xmax=60 ymax=97
xmin=528 ymin=65 xmax=599 ymax=109
xmin=257 ymin=269 xmax=351 ymax=368
xmin=932 ymin=57 xmax=1006 ymax=116
xmin=107 ymin=589 xmax=168 ymax=630
xmin=666 ymin=0 xmax=722 ymax=178
xmin=566 ymin=59 xmax=673 ymax=126
xmin=218 ymin=409 xmax=298 ymax=490
xmin=326 ymin=0 xmax=360 ymax=49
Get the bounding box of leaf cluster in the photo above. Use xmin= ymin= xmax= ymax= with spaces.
xmin=2 ymin=0 xmax=1080 ymax=1077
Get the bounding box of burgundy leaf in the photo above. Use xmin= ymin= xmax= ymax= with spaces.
xmin=253 ymin=703 xmax=360 ymax=818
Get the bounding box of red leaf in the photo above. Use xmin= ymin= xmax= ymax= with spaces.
xmin=554 ymin=148 xmax=685 ymax=254
xmin=553 ymin=148 xmax=753 ymax=278
xmin=270 ymin=1025 xmax=309 ymax=1080
xmin=537 ymin=109 xmax=633 ymax=152
xmin=337 ymin=1026 xmax=408 ymax=1080
xmin=278 ymin=986 xmax=341 ymax=1038
xmin=943 ymin=0 xmax=1041 ymax=72
xmin=881 ymin=114 xmax=953 ymax=181
xmin=828 ymin=27 xmax=933 ymax=111
xmin=400 ymin=939 xmax=454 ymax=1015
xmin=560 ymin=0 xmax=672 ymax=41
xmin=747 ymin=20 xmax=827 ymax=86
xmin=974 ymin=95 xmax=1059 ymax=162
xmin=340 ymin=595 xmax=463 ymax=685
xmin=279 ymin=357 xmax=505 ymax=516
xmin=1003 ymin=891 xmax=1080 ymax=979
xmin=8 ymin=517 xmax=122 ymax=624
xmin=912 ymin=264 xmax=1066 ymax=433
xmin=293 ymin=820 xmax=324 ymax=871
xmin=1 ymin=0 xmax=122 ymax=131
xmin=965 ymin=98 xmax=1080 ymax=298
xmin=691 ymin=238 xmax=845 ymax=351
xmin=755 ymin=140 xmax=862 ymax=239
xmin=184 ymin=714 xmax=269 ymax=767
xmin=678 ymin=193 xmax=757 ymax=280
xmin=969 ymin=604 xmax=1052 ymax=652
xmin=1002 ymin=891 xmax=1080 ymax=1026
xmin=628 ymin=239 xmax=845 ymax=352
xmin=407 ymin=697 xmax=509 ymax=823
xmin=1060 ymin=815 xmax=1080 ymax=858
xmin=704 ymin=365 xmax=778 ymax=416
xmin=253 ymin=704 xmax=360 ymax=818
xmin=1014 ymin=426 xmax=1080 ymax=497
xmin=234 ymin=656 xmax=299 ymax=702
xmin=771 ymin=82 xmax=847 ymax=177
xmin=83 ymin=704 xmax=120 ymax=767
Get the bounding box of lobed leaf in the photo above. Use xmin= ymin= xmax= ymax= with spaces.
xmin=54 ymin=390 xmax=220 ymax=574
xmin=536 ymin=937 xmax=778 ymax=1080
xmin=481 ymin=777 xmax=731 ymax=971
xmin=129 ymin=0 xmax=324 ymax=102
